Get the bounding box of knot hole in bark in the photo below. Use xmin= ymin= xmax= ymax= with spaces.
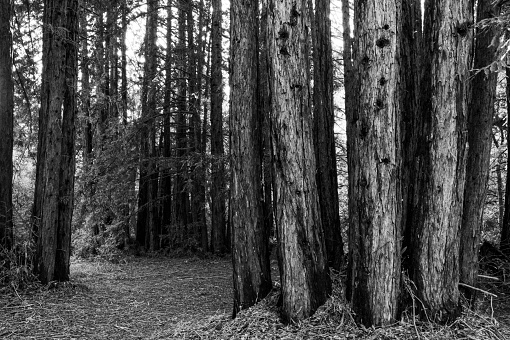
xmin=376 ymin=37 xmax=390 ymax=48
xmin=278 ymin=27 xmax=289 ymax=39
xmin=379 ymin=77 xmax=387 ymax=86
xmin=280 ymin=46 xmax=290 ymax=56
xmin=375 ymin=98 xmax=384 ymax=109
xmin=383 ymin=24 xmax=390 ymax=30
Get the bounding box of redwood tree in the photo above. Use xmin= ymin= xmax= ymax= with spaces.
xmin=348 ymin=0 xmax=402 ymax=326
xmin=409 ymin=0 xmax=473 ymax=322
xmin=461 ymin=0 xmax=500 ymax=299
xmin=33 ymin=0 xmax=79 ymax=283
xmin=231 ymin=0 xmax=272 ymax=317
xmin=0 ymin=0 xmax=14 ymax=251
xmin=267 ymin=0 xmax=331 ymax=322
xmin=312 ymin=0 xmax=343 ymax=271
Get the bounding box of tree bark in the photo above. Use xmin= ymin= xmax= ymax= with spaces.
xmin=0 ymin=0 xmax=14 ymax=251
xmin=312 ymin=0 xmax=343 ymax=271
xmin=210 ymin=0 xmax=226 ymax=254
xmin=409 ymin=0 xmax=473 ymax=322
xmin=267 ymin=0 xmax=331 ymax=322
xmin=231 ymin=0 xmax=272 ymax=317
xmin=348 ymin=0 xmax=402 ymax=326
xmin=460 ymin=0 xmax=500 ymax=299
xmin=34 ymin=0 xmax=78 ymax=283
xmin=501 ymin=68 xmax=510 ymax=252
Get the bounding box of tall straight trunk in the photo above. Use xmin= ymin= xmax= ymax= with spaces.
xmin=312 ymin=0 xmax=343 ymax=271
xmin=210 ymin=0 xmax=226 ymax=253
xmin=460 ymin=0 xmax=500 ymax=298
xmin=55 ymin=0 xmax=78 ymax=280
xmin=267 ymin=0 xmax=331 ymax=322
xmin=400 ymin=0 xmax=421 ymax=270
xmin=231 ymin=0 xmax=272 ymax=317
xmin=137 ymin=0 xmax=160 ymax=251
xmin=34 ymin=0 xmax=78 ymax=284
xmin=348 ymin=0 xmax=402 ymax=326
xmin=409 ymin=0 xmax=473 ymax=322
xmin=0 ymin=0 xmax=14 ymax=250
xmin=121 ymin=0 xmax=128 ymax=124
xmin=259 ymin=4 xmax=273 ymax=240
xmin=501 ymin=69 xmax=510 ymax=252
xmin=175 ymin=0 xmax=190 ymax=246
xmin=161 ymin=0 xmax=173 ymax=242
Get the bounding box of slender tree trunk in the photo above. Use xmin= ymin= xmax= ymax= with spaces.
xmin=121 ymin=0 xmax=128 ymax=124
xmin=161 ymin=0 xmax=173 ymax=246
xmin=409 ymin=0 xmax=473 ymax=322
xmin=0 ymin=0 xmax=14 ymax=251
xmin=348 ymin=0 xmax=402 ymax=326
xmin=34 ymin=0 xmax=78 ymax=284
xmin=312 ymin=0 xmax=343 ymax=271
xmin=460 ymin=0 xmax=500 ymax=300
xmin=210 ymin=0 xmax=226 ymax=253
xmin=501 ymin=68 xmax=510 ymax=252
xmin=267 ymin=0 xmax=331 ymax=323
xmin=231 ymin=0 xmax=272 ymax=317
xmin=175 ymin=0 xmax=190 ymax=246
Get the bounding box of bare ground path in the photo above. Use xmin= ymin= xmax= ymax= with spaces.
xmin=0 ymin=256 xmax=233 ymax=339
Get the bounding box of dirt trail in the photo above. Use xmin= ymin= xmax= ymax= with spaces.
xmin=0 ymin=256 xmax=232 ymax=339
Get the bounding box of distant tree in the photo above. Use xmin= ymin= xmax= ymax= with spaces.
xmin=137 ymin=0 xmax=160 ymax=251
xmin=347 ymin=0 xmax=402 ymax=326
xmin=0 ymin=0 xmax=14 ymax=251
xmin=312 ymin=0 xmax=343 ymax=270
xmin=461 ymin=0 xmax=500 ymax=300
xmin=33 ymin=0 xmax=79 ymax=283
xmin=210 ymin=0 xmax=226 ymax=254
xmin=408 ymin=0 xmax=473 ymax=322
xmin=267 ymin=0 xmax=331 ymax=322
xmin=231 ymin=0 xmax=272 ymax=317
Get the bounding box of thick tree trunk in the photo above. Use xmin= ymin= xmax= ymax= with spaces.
xmin=231 ymin=0 xmax=272 ymax=317
xmin=312 ymin=0 xmax=343 ymax=271
xmin=210 ymin=0 xmax=226 ymax=254
xmin=460 ymin=0 xmax=500 ymax=300
xmin=0 ymin=0 xmax=14 ymax=251
xmin=409 ymin=0 xmax=473 ymax=322
xmin=34 ymin=0 xmax=78 ymax=284
xmin=267 ymin=0 xmax=331 ymax=323
xmin=348 ymin=0 xmax=402 ymax=326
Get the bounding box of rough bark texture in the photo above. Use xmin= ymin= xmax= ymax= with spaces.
xmin=34 ymin=0 xmax=78 ymax=284
xmin=348 ymin=0 xmax=402 ymax=327
xmin=312 ymin=0 xmax=343 ymax=271
xmin=267 ymin=0 xmax=331 ymax=323
xmin=211 ymin=0 xmax=226 ymax=254
xmin=460 ymin=0 xmax=499 ymax=299
xmin=0 ymin=0 xmax=14 ymax=250
xmin=231 ymin=0 xmax=272 ymax=317
xmin=410 ymin=0 xmax=473 ymax=322
xmin=502 ymin=69 xmax=510 ymax=252
xmin=400 ymin=0 xmax=421 ymax=271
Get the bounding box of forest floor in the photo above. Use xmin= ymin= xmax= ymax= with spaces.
xmin=0 ymin=255 xmax=509 ymax=339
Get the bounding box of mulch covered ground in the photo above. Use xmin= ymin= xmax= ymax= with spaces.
xmin=0 ymin=256 xmax=233 ymax=339
xmin=1 ymin=255 xmax=510 ymax=339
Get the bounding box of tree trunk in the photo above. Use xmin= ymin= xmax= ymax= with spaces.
xmin=460 ymin=0 xmax=500 ymax=300
xmin=409 ymin=0 xmax=473 ymax=322
xmin=267 ymin=0 xmax=331 ymax=323
xmin=312 ymin=0 xmax=343 ymax=271
xmin=348 ymin=0 xmax=402 ymax=326
xmin=210 ymin=0 xmax=226 ymax=254
xmin=0 ymin=0 xmax=14 ymax=251
xmin=137 ymin=0 xmax=160 ymax=251
xmin=501 ymin=68 xmax=510 ymax=252
xmin=34 ymin=0 xmax=78 ymax=284
xmin=231 ymin=0 xmax=272 ymax=317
